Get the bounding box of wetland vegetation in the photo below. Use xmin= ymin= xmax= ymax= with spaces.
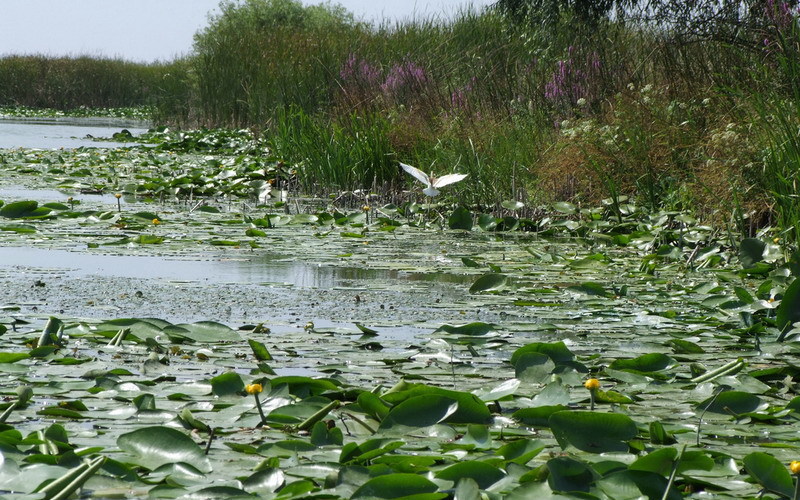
xmin=3 ymin=0 xmax=800 ymax=498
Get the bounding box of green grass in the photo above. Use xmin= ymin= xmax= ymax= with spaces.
xmin=0 ymin=55 xmax=180 ymax=110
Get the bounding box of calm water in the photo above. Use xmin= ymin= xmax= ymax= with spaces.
xmin=0 ymin=117 xmax=148 ymax=149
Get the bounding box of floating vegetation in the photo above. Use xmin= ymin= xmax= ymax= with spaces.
xmin=1 ymin=128 xmax=800 ymax=498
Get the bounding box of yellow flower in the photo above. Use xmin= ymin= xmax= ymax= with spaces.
xmin=114 ymin=193 xmax=122 ymax=199
xmin=362 ymin=205 xmax=370 ymax=212
xmin=152 ymin=218 xmax=160 ymax=225
xmin=584 ymin=378 xmax=601 ymax=391
xmin=790 ymin=461 xmax=800 ymax=475
xmin=245 ymin=383 xmax=263 ymax=395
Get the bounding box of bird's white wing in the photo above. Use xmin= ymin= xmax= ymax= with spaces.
xmin=400 ymin=162 xmax=431 ymax=187
xmin=432 ymin=173 xmax=467 ymax=188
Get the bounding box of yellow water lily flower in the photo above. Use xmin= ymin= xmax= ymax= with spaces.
xmin=245 ymin=383 xmax=263 ymax=395
xmin=584 ymin=378 xmax=601 ymax=391
xmin=152 ymin=218 xmax=160 ymax=225
xmin=790 ymin=460 xmax=800 ymax=474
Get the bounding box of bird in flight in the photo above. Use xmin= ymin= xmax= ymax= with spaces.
xmin=400 ymin=162 xmax=467 ymax=197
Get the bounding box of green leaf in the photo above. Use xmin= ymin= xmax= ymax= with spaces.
xmin=248 ymin=339 xmax=272 ymax=360
xmin=549 ymin=411 xmax=638 ymax=453
xmin=496 ymin=439 xmax=546 ymax=465
xmin=547 ymin=456 xmax=594 ymax=493
xmin=355 ymin=323 xmax=378 ymax=335
xmin=648 ymin=421 xmax=677 ymax=445
xmin=117 ymin=426 xmax=211 ymax=472
xmin=434 ymin=322 xmax=495 ymax=336
xmin=553 ymin=202 xmax=577 ymax=214
xmin=131 ymin=211 xmax=160 ymax=221
xmin=469 ymin=273 xmax=507 ymax=293
xmin=510 ymin=341 xmax=578 ymax=369
xmin=777 ymin=278 xmax=800 ymax=340
xmin=514 ymin=353 xmax=555 ymax=383
xmin=0 ymin=224 xmax=36 ymax=233
xmin=210 ymin=372 xmax=244 ymax=397
xmin=448 ymin=206 xmax=473 ymax=230
xmin=502 ymin=200 xmax=525 ymax=211
xmin=629 ymin=447 xmax=677 ymax=476
xmin=351 ymin=473 xmax=440 ymax=499
xmin=0 ymin=200 xmax=51 ymax=219
xmin=697 ymin=390 xmax=764 ymax=414
xmin=340 ymin=439 xmax=405 ymax=464
xmin=382 ymin=384 xmax=492 ymax=424
xmin=566 ymin=282 xmax=610 ymax=297
xmin=378 ymin=395 xmax=458 ymax=429
xmin=243 ymin=468 xmax=285 ymax=495
xmin=477 ymin=214 xmax=498 ymax=231
xmin=165 ymin=321 xmax=240 ymax=342
xmin=134 ymin=234 xmax=163 ymax=244
xmin=0 ymin=352 xmax=30 ymax=363
xmin=743 ymin=452 xmax=794 ymax=498
xmin=357 ymin=392 xmax=391 ymax=421
xmin=435 ymin=461 xmax=506 ymax=489
xmin=739 ymin=238 xmax=766 ymax=268
xmin=608 ymin=353 xmax=675 ymax=373
xmin=512 ymin=405 xmax=568 ymax=427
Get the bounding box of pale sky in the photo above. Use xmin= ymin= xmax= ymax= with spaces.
xmin=0 ymin=0 xmax=495 ymax=62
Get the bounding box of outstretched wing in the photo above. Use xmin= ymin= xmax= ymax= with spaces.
xmin=432 ymin=173 xmax=467 ymax=188
xmin=400 ymin=162 xmax=431 ymax=187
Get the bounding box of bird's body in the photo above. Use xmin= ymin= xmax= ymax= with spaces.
xmin=400 ymin=162 xmax=467 ymax=197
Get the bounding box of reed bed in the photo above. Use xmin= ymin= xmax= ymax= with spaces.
xmin=3 ymin=0 xmax=800 ymax=239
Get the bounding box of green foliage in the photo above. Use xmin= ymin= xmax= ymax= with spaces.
xmin=0 ymin=55 xmax=173 ymax=110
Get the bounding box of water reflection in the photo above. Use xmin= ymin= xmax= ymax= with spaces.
xmin=0 ymin=117 xmax=148 ymax=149
xmin=0 ymin=247 xmax=469 ymax=288
xmin=0 ymin=187 xmax=116 ymax=202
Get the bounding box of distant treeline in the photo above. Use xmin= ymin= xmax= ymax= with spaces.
xmin=2 ymin=0 xmax=800 ymax=239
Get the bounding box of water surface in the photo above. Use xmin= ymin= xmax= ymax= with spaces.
xmin=0 ymin=117 xmax=148 ymax=149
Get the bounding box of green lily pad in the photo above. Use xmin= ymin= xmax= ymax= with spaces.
xmin=777 ymin=278 xmax=800 ymax=340
xmin=117 ymin=426 xmax=211 ymax=472
xmin=469 ymin=273 xmax=508 ymax=293
xmin=697 ymin=391 xmax=764 ymax=414
xmin=378 ymin=395 xmax=458 ymax=429
xmin=0 ymin=200 xmax=51 ymax=219
xmin=549 ymin=410 xmax=638 ymax=453
xmin=448 ymin=206 xmax=473 ymax=230
xmin=351 ymin=473 xmax=441 ymax=499
xmin=435 ymin=461 xmax=506 ymax=489
xmin=743 ymin=452 xmax=794 ymax=498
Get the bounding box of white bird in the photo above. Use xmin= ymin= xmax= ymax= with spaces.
xmin=400 ymin=162 xmax=468 ymax=197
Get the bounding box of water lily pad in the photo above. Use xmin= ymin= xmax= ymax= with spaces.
xmin=739 ymin=238 xmax=765 ymax=268
xmin=743 ymin=452 xmax=794 ymax=498
xmin=378 ymin=395 xmax=458 ymax=429
xmin=549 ymin=410 xmax=638 ymax=453
xmin=546 ymin=456 xmax=594 ymax=493
xmin=448 ymin=206 xmax=473 ymax=230
xmin=117 ymin=426 xmax=211 ymax=472
xmin=435 ymin=461 xmax=506 ymax=489
xmin=351 ymin=473 xmax=441 ymax=499
xmin=165 ymin=321 xmax=240 ymax=342
xmin=608 ymin=353 xmax=675 ymax=374
xmin=434 ymin=322 xmax=495 ymax=336
xmin=0 ymin=200 xmax=51 ymax=219
xmin=381 ymin=384 xmax=492 ymax=424
xmin=696 ymin=391 xmax=764 ymax=414
xmin=469 ymin=273 xmax=507 ymax=293
xmin=777 ymin=278 xmax=800 ymax=340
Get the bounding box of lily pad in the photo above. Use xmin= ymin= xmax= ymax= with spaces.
xmin=549 ymin=410 xmax=638 ymax=453
xmin=117 ymin=426 xmax=211 ymax=472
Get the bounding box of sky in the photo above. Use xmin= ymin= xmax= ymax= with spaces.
xmin=0 ymin=0 xmax=495 ymax=63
